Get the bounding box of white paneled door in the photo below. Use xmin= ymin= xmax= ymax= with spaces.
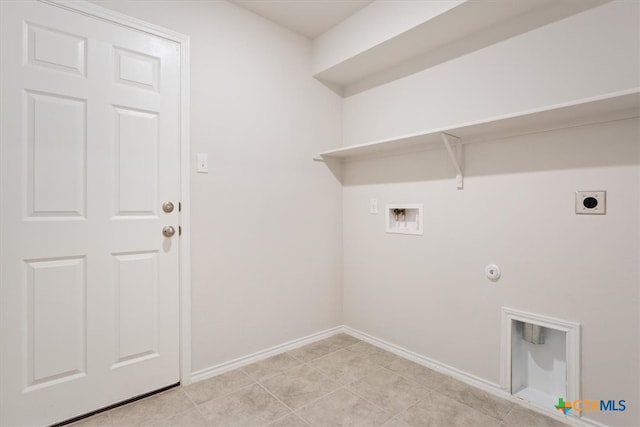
xmin=1 ymin=1 xmax=182 ymax=425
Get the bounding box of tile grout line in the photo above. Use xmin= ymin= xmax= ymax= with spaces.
xmin=291 ymin=384 xmax=395 ymax=424
xmin=364 ymin=351 xmax=532 ymax=425
xmin=343 ymin=359 xmax=507 ymax=426
xmin=342 ymin=385 xmax=395 ymax=422
xmin=241 ymin=355 xmax=333 ymax=388
xmin=185 ymin=378 xmax=263 ymax=425
xmin=290 ymin=335 xmax=362 ymax=363
xmin=236 ymin=335 xmax=353 ymax=375
xmin=124 ymin=388 xmax=197 ymax=423
xmin=289 ymin=341 xmax=417 ymax=421
xmin=252 ymin=361 xmax=344 ymax=422
xmin=208 ymin=340 xmax=450 ymax=426
xmin=268 ymin=412 xmax=311 ymax=427
xmin=186 ymin=369 xmax=258 ymax=404
xmin=502 ymin=402 xmax=517 ymax=421
xmin=345 ymin=370 xmax=437 ymax=420
xmin=241 ymin=367 xmax=296 ymax=384
xmin=294 ymin=347 xmax=344 ymax=364
xmin=242 ymin=368 xmax=297 ymax=415
xmin=242 ymin=365 xmax=312 ymax=426
xmin=341 ymin=373 xmax=410 ymax=422
xmin=106 ymin=387 xmax=193 ymax=425
xmin=383 ymin=413 xmax=411 ymax=427
xmin=286 ymin=385 xmax=347 ymax=417
xmin=205 ymin=337 xmax=515 ymax=427
xmin=306 ymin=346 xmax=390 ymax=380
xmin=398 ymin=387 xmax=436 ymax=415
xmin=296 ymin=338 xmax=563 ymax=426
xmin=427 ymin=385 xmax=506 ymax=426
xmin=240 ymin=353 xmax=310 ymax=383
xmin=162 ymin=391 xmax=203 ymax=423
xmin=287 ymin=342 xmax=343 ymax=363
xmin=436 ymin=381 xmax=513 ymax=423
xmin=301 ymin=360 xmax=337 ymax=382
xmin=181 ymin=385 xmax=210 ymax=424
xmin=388 ymin=367 xmax=450 ymax=394
xmin=253 ymin=381 xmax=311 ymax=427
xmin=242 ymin=340 xmax=371 ymax=425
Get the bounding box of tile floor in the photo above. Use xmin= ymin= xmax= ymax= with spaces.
xmin=71 ymin=334 xmax=570 ymax=427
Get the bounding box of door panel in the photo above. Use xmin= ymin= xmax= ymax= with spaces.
xmin=27 ymin=23 xmax=87 ymax=76
xmin=114 ymin=47 xmax=159 ymax=91
xmin=1 ymin=1 xmax=182 ymax=425
xmin=113 ymin=250 xmax=160 ymax=367
xmin=27 ymin=91 xmax=87 ymax=217
xmin=114 ymin=107 xmax=159 ymax=216
xmin=26 ymin=256 xmax=87 ymax=389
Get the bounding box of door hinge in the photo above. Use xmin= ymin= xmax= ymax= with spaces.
xmin=178 ymin=202 xmax=182 ymax=212
xmin=179 ymin=225 xmax=182 ymax=236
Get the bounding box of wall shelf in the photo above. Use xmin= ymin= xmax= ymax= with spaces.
xmin=318 ymin=89 xmax=640 ymax=188
xmin=313 ymin=0 xmax=608 ymax=90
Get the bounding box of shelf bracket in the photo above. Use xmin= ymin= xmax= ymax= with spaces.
xmin=441 ymin=133 xmax=463 ymax=189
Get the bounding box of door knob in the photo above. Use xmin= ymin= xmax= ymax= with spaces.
xmin=162 ymin=201 xmax=174 ymax=213
xmin=162 ymin=226 xmax=175 ymax=237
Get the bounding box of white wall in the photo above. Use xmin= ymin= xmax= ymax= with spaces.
xmin=90 ymin=0 xmax=344 ymax=373
xmin=342 ymin=119 xmax=639 ymax=426
xmin=341 ymin=2 xmax=639 ymax=426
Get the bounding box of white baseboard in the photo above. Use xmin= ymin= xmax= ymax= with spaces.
xmin=189 ymin=325 xmax=608 ymax=427
xmin=190 ymin=326 xmax=343 ymax=383
xmin=341 ymin=326 xmax=502 ymax=390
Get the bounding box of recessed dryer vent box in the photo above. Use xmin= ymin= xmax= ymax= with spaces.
xmin=502 ymin=308 xmax=581 ymax=417
xmin=386 ymin=204 xmax=423 ymax=235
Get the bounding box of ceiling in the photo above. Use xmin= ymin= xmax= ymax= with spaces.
xmin=229 ymin=0 xmax=374 ymax=39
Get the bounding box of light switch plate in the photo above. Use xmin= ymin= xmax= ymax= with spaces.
xmin=575 ymin=191 xmax=606 ymax=214
xmin=197 ymin=153 xmax=208 ymax=173
xmin=370 ymin=198 xmax=378 ymax=214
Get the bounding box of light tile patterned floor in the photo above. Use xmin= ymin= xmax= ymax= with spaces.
xmin=71 ymin=334 xmax=570 ymax=427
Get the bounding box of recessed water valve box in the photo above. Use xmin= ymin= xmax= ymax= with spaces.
xmin=575 ymin=191 xmax=606 ymax=214
xmin=386 ymin=204 xmax=423 ymax=235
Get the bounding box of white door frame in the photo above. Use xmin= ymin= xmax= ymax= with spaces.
xmin=41 ymin=0 xmax=192 ymax=386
